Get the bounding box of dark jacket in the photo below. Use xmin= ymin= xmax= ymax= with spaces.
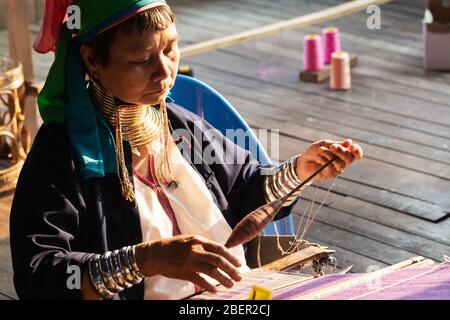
xmin=9 ymin=103 xmax=293 ymax=300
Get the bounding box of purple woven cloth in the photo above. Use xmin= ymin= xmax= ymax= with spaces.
xmin=272 ymin=274 xmax=357 ymax=300
xmin=325 ymin=264 xmax=450 ymax=300
xmin=272 ymin=264 xmax=450 ymax=300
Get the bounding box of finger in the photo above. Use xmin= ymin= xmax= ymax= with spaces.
xmin=197 ymin=263 xmax=235 ymax=288
xmin=316 ymin=161 xmax=341 ymax=180
xmin=187 ymin=235 xmax=209 ymax=245
xmin=196 ymin=251 xmax=242 ymax=282
xmin=317 ymin=139 xmax=340 ymax=149
xmin=312 ymin=154 xmax=329 ymax=166
xmin=344 ymin=141 xmax=363 ymax=160
xmin=317 ymin=139 xmax=353 ymax=150
xmin=190 ymin=272 xmax=217 ymax=293
xmin=330 ymin=144 xmax=354 ymax=166
xmin=201 ymin=241 xmax=242 ymax=268
xmin=341 ymin=139 xmax=353 ymax=148
xmin=351 ymin=143 xmax=364 ymax=160
xmin=325 ymin=165 xmax=341 ymax=178
xmin=318 ymin=147 xmax=346 ymax=171
xmin=313 ymin=156 xmax=338 ymax=180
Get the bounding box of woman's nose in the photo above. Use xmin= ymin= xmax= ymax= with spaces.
xmin=151 ymin=57 xmax=171 ymax=83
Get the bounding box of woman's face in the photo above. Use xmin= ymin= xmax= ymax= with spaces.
xmin=82 ymin=22 xmax=180 ymax=105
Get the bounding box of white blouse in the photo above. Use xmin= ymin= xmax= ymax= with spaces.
xmin=133 ymin=135 xmax=250 ymax=300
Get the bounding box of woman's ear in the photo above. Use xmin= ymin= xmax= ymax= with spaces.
xmin=80 ymin=43 xmax=101 ymax=80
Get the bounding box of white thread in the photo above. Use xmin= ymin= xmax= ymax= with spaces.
xmin=283 ymin=185 xmax=318 ymax=254
xmin=273 ymin=222 xmax=287 ymax=255
xmin=257 ymin=235 xmax=262 ymax=268
xmin=299 ymin=186 xmax=318 ymax=238
xmin=276 ymin=177 xmax=337 ymax=256
xmin=301 ymin=177 xmax=337 ymax=240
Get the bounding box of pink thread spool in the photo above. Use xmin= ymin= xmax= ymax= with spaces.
xmin=323 ymin=26 xmax=341 ymax=65
xmin=303 ymin=34 xmax=324 ymax=71
xmin=330 ymin=51 xmax=351 ymax=90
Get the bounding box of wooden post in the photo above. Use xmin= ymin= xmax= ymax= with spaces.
xmin=6 ymin=0 xmax=34 ymax=81
xmin=6 ymin=0 xmax=41 ymax=141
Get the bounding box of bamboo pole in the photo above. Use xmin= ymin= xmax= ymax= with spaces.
xmin=181 ymin=0 xmax=394 ymax=57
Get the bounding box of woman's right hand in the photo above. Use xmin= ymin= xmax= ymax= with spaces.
xmin=134 ymin=235 xmax=243 ymax=293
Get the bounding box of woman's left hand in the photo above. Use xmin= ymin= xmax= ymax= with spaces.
xmin=296 ymin=139 xmax=363 ymax=182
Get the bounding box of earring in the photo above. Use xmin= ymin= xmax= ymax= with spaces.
xmin=84 ymin=73 xmax=90 ymax=89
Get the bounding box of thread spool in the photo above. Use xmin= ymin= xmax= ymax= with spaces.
xmin=322 ymin=26 xmax=341 ymax=65
xmin=330 ymin=51 xmax=351 ymax=90
xmin=303 ymin=34 xmax=324 ymax=71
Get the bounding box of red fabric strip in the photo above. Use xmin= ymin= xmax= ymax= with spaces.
xmin=133 ymin=154 xmax=181 ymax=236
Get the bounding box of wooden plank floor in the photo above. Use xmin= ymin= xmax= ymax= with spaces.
xmin=1 ymin=0 xmax=450 ymax=298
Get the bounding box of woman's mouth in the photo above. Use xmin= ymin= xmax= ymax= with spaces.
xmin=149 ymin=88 xmax=165 ymax=94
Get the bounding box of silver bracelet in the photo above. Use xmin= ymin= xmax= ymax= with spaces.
xmin=119 ymin=247 xmax=143 ymax=285
xmin=88 ymin=254 xmax=114 ymax=299
xmin=127 ymin=245 xmax=145 ymax=279
xmin=87 ymin=246 xmax=145 ymax=299
xmin=106 ymin=251 xmax=133 ymax=289
xmin=264 ymin=155 xmax=311 ymax=206
xmin=99 ymin=252 xmax=122 ymax=293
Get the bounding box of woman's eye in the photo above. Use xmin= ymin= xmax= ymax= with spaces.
xmin=165 ymin=45 xmax=178 ymax=57
xmin=132 ymin=57 xmax=151 ymax=65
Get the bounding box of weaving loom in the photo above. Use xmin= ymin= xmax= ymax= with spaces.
xmin=190 ymin=255 xmax=450 ymax=300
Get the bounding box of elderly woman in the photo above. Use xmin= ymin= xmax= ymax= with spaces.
xmin=9 ymin=0 xmax=362 ymax=300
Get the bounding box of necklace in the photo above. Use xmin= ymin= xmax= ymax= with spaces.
xmin=90 ymin=80 xmax=179 ymax=204
xmin=91 ymin=80 xmax=162 ymax=148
